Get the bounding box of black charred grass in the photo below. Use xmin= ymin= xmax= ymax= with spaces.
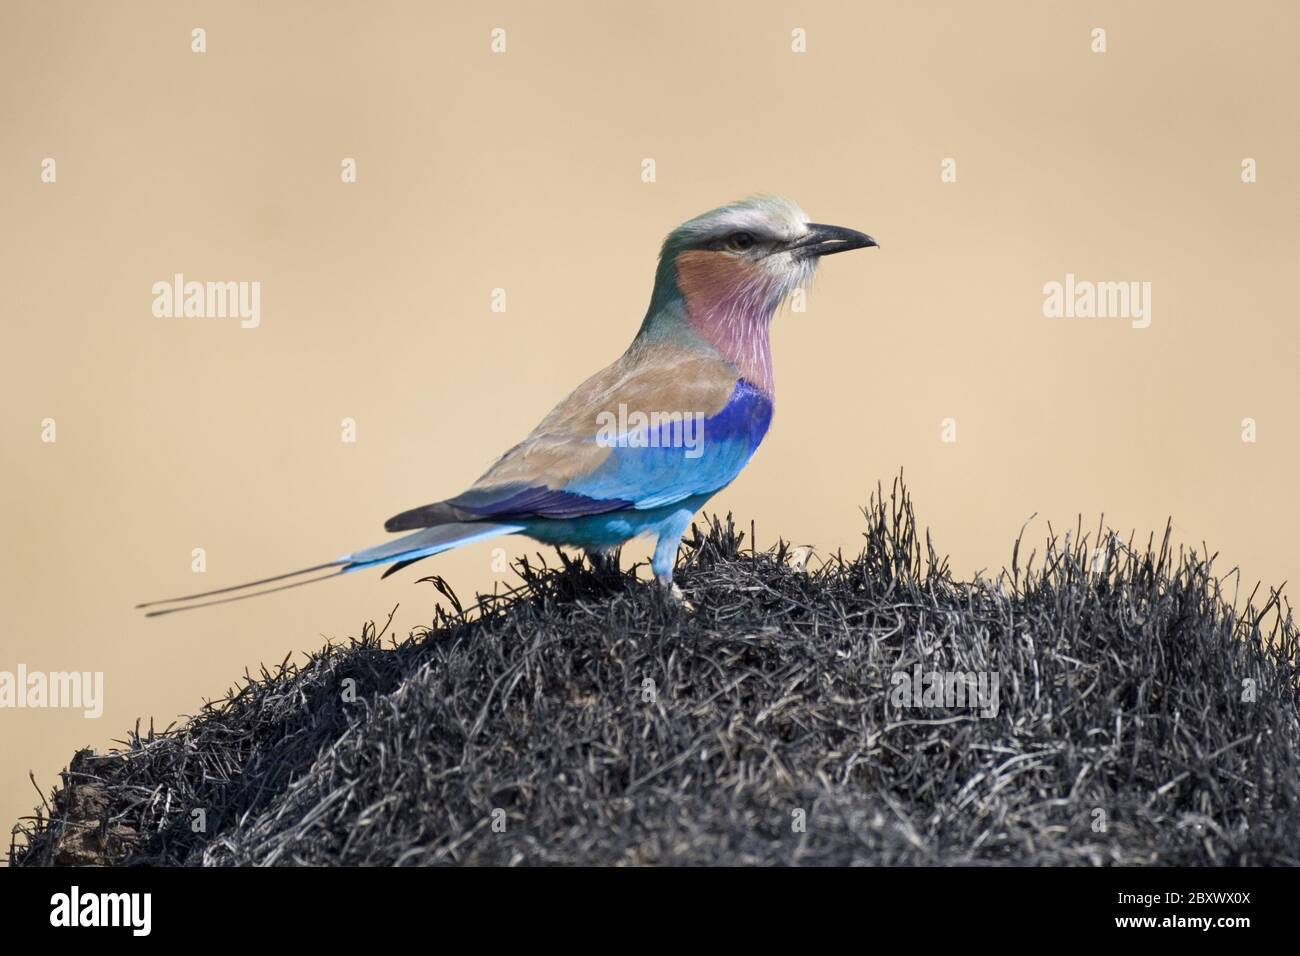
xmin=10 ymin=479 xmax=1300 ymax=866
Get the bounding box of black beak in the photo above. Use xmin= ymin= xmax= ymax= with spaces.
xmin=788 ymin=223 xmax=879 ymax=259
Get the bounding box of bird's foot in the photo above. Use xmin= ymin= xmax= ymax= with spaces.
xmin=657 ymin=581 xmax=695 ymax=612
xmin=672 ymin=584 xmax=696 ymax=612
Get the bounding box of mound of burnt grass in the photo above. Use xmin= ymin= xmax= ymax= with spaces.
xmin=10 ymin=481 xmax=1300 ymax=866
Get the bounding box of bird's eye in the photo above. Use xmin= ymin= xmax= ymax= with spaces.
xmin=725 ymin=231 xmax=756 ymax=252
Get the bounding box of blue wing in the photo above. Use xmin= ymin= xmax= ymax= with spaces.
xmin=445 ymin=379 xmax=773 ymax=519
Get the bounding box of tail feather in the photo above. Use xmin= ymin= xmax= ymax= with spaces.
xmin=382 ymin=555 xmax=427 ymax=579
xmin=135 ymin=561 xmax=344 ymax=610
xmin=340 ymin=522 xmax=522 ymax=569
xmin=143 ymin=569 xmax=347 ymax=618
xmin=138 ymin=522 xmax=522 ymax=617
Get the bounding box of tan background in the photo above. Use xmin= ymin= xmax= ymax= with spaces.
xmin=2 ymin=0 xmax=1297 ymax=855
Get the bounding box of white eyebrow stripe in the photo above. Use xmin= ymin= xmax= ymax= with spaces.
xmin=672 ymin=196 xmax=811 ymax=245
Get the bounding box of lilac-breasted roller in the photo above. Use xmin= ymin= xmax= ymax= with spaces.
xmin=140 ymin=197 xmax=876 ymax=615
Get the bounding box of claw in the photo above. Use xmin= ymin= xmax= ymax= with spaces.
xmin=669 ymin=583 xmax=696 ymax=612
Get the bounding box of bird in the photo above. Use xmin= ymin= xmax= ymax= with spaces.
xmin=138 ymin=196 xmax=876 ymax=616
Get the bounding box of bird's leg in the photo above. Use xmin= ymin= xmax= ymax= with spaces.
xmin=652 ymin=509 xmax=697 ymax=611
xmin=586 ymin=547 xmax=620 ymax=578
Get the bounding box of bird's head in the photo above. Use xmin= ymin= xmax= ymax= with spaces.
xmin=651 ymin=196 xmax=877 ymax=331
